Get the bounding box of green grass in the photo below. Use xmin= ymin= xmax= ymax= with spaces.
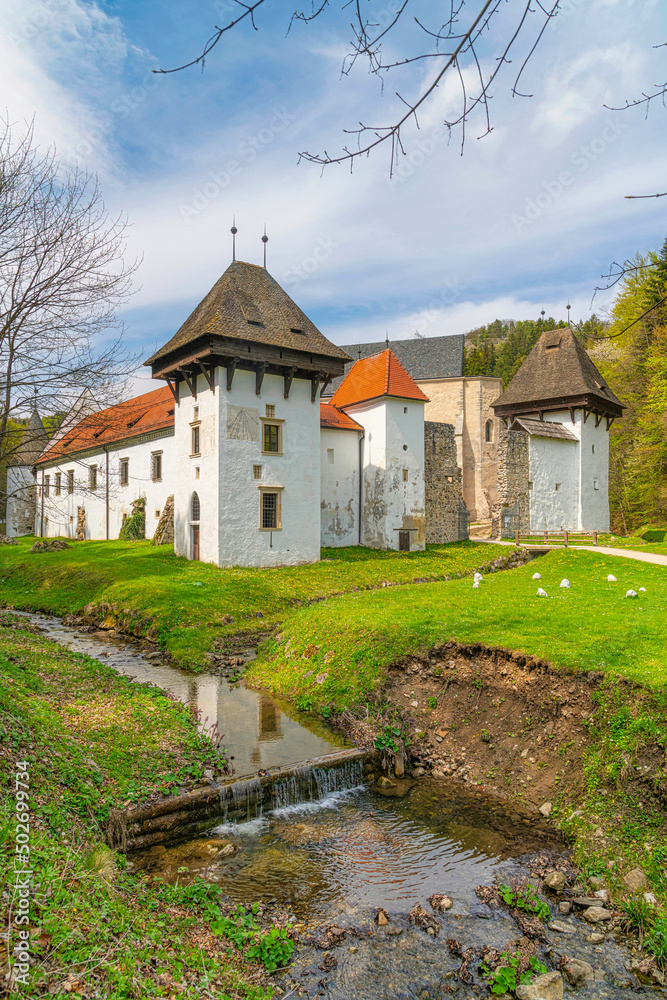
xmin=0 ymin=612 xmax=273 ymax=998
xmin=249 ymin=548 xmax=667 ymax=710
xmin=0 ymin=537 xmax=508 ymax=668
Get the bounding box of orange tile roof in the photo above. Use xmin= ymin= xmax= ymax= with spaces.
xmin=36 ymin=386 xmax=174 ymax=465
xmin=330 ymin=349 xmax=429 ymax=409
xmin=320 ymin=402 xmax=364 ymax=432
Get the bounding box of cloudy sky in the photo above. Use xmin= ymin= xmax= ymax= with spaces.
xmin=2 ymin=0 xmax=665 ymax=388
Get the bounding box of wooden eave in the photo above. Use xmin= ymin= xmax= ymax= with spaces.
xmin=492 ymin=392 xmax=624 ymax=421
xmin=147 ymin=334 xmax=347 ymax=383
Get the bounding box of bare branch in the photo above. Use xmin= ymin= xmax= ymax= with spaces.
xmin=624 ymin=192 xmax=667 ymax=199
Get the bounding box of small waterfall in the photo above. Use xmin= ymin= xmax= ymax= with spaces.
xmin=269 ymin=757 xmax=365 ymax=812
xmin=219 ymin=776 xmax=263 ymax=823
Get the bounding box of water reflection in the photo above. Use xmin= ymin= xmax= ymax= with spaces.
xmin=15 ymin=613 xmax=345 ymax=776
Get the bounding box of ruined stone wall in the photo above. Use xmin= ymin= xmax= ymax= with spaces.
xmin=491 ymin=424 xmax=530 ymax=537
xmin=424 ymin=421 xmax=466 ymax=543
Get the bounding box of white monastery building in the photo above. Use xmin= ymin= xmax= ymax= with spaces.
xmin=6 ymin=261 xmax=623 ymax=560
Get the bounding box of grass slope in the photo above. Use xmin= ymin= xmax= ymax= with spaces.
xmin=0 ymin=538 xmax=506 ymax=668
xmin=0 ymin=613 xmax=271 ymax=998
xmin=249 ymin=549 xmax=667 ymax=710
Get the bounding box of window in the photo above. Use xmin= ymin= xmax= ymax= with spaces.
xmin=67 ymin=470 xmax=74 ymax=494
xmin=260 ymin=491 xmax=281 ymax=530
xmin=265 ymin=404 xmax=275 ymax=418
xmin=151 ymin=451 xmax=163 ymax=482
xmin=191 ymin=492 xmax=200 ymax=522
xmin=155 ymin=509 xmax=161 ymax=519
xmin=191 ymin=424 xmax=200 ymax=455
xmin=327 ymin=448 xmax=334 ymax=465
xmin=193 ymin=405 xmax=199 ymax=421
xmin=555 ymin=482 xmax=561 ymax=492
xmin=89 ymin=465 xmax=97 ymax=491
xmin=593 ymin=479 xmax=599 ymax=491
xmin=44 ymin=475 xmax=50 ymax=497
xmin=195 ymin=466 xmax=200 ymax=480
xmin=592 ymin=444 xmax=595 ymax=454
xmin=253 ymin=464 xmax=262 ymax=480
xmin=122 ymin=512 xmax=129 ymax=523
xmin=402 ymin=468 xmax=409 ymax=482
xmin=404 ymin=406 xmax=408 ymax=414
xmin=262 ymin=421 xmax=282 ymax=454
xmin=485 ymin=420 xmax=494 ymax=443
xmin=55 ymin=473 xmax=61 ymax=496
xmin=528 ymin=481 xmax=533 ymax=491
xmin=120 ymin=458 xmax=129 ymax=486
xmin=69 ymin=515 xmax=74 ymax=524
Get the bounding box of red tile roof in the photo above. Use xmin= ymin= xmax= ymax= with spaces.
xmin=36 ymin=386 xmax=174 ymax=465
xmin=320 ymin=402 xmax=364 ymax=432
xmin=330 ymin=349 xmax=429 ymax=410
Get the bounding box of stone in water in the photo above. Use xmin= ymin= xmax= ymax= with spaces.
xmin=536 ymin=587 xmax=548 ymax=597
xmin=560 ymin=578 xmax=570 ymax=588
xmin=607 ymin=574 xmax=617 ymax=582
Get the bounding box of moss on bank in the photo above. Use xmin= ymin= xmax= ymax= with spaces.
xmin=0 ymin=613 xmax=273 ymax=998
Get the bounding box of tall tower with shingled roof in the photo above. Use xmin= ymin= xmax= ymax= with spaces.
xmin=5 ymin=408 xmax=49 ymax=536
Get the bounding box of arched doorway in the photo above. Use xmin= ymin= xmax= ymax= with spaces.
xmin=190 ymin=492 xmax=200 ymax=561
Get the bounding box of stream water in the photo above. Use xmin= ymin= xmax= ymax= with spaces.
xmin=17 ymin=611 xmax=640 ymax=998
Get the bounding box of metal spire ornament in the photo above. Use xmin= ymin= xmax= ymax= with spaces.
xmin=262 ymin=225 xmax=268 ymax=268
xmin=231 ymin=217 xmax=238 ymax=261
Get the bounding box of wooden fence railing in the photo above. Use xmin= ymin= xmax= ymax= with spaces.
xmin=514 ymin=530 xmax=598 ymax=547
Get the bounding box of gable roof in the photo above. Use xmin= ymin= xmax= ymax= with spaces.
xmin=492 ymin=327 xmax=624 ymax=416
xmin=11 ymin=409 xmax=49 ymax=466
xmin=330 ymin=349 xmax=429 ymax=410
xmin=511 ymin=417 xmax=578 ymax=441
xmin=320 ymin=402 xmax=364 ymax=432
xmin=36 ymin=387 xmax=174 ymax=466
xmin=145 ymin=261 xmax=350 ymax=367
xmin=324 ymin=333 xmax=464 ymax=396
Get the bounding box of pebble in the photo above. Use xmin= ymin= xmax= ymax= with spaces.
xmin=543 ymin=870 xmax=567 ymax=892
xmin=558 ymin=901 xmax=572 ymax=915
xmin=586 ymin=932 xmax=605 ymax=944
xmin=583 ymin=906 xmax=613 ymax=923
xmin=539 ymin=801 xmax=553 ymax=818
xmin=548 ymin=920 xmax=577 ymax=934
xmin=348 ymin=946 xmax=358 ymax=954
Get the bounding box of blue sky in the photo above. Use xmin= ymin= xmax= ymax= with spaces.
xmin=2 ymin=0 xmax=665 ymax=389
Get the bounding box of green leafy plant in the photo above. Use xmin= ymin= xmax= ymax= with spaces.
xmin=498 ymin=883 xmax=550 ymax=921
xmin=247 ymin=926 xmax=294 ymax=972
xmin=374 ymin=725 xmax=411 ymax=752
xmin=480 ymin=951 xmax=547 ymax=995
xmin=481 ymin=728 xmax=491 ymax=743
xmin=427 ymin=696 xmax=437 ymax=709
xmin=621 ymin=895 xmax=654 ymax=945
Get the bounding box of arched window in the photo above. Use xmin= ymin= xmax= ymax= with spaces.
xmin=190 ymin=492 xmax=200 ymax=522
xmin=485 ymin=419 xmax=493 ymax=443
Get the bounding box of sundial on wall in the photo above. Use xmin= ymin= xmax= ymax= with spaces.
xmin=227 ymin=406 xmax=260 ymax=442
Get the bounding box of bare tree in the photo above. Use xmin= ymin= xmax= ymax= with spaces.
xmin=0 ymin=119 xmax=140 ymax=468
xmin=155 ymin=0 xmax=559 ymax=173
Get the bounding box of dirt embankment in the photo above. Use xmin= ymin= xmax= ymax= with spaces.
xmin=345 ymin=642 xmax=600 ymax=813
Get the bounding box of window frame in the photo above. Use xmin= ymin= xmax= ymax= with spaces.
xmin=191 ymin=423 xmax=201 ymax=457
xmin=120 ymin=457 xmax=129 ymax=487
xmin=261 ymin=417 xmax=284 ymax=456
xmin=258 ymin=486 xmax=283 ymax=531
xmin=89 ymin=465 xmax=97 ymax=492
xmin=67 ymin=469 xmax=75 ymax=495
xmin=54 ymin=472 xmax=61 ymax=496
xmin=44 ymin=474 xmax=50 ymax=497
xmin=151 ymin=451 xmax=163 ymax=482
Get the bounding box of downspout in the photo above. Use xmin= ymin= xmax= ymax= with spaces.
xmin=358 ymin=431 xmax=365 ymax=545
xmin=104 ymin=447 xmax=110 ymax=540
xmin=40 ymin=469 xmax=44 ymax=537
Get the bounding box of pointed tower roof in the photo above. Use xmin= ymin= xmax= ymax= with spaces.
xmin=330 ymin=349 xmax=429 ymax=410
xmin=10 ymin=409 xmax=49 ymax=466
xmin=492 ymin=328 xmax=624 ymax=419
xmin=146 ymin=261 xmax=350 ymax=367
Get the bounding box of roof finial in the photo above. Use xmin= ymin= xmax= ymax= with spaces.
xmin=385 ymin=330 xmax=389 ymax=349
xmin=566 ymin=302 xmax=571 ymax=327
xmin=261 ymin=224 xmax=269 ymax=269
xmin=231 ymin=217 xmax=238 ymax=262
xmin=540 ymin=309 xmax=545 ymax=333
xmin=358 ymin=344 xmax=362 ymax=360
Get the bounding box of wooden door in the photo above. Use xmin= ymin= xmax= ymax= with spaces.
xmin=398 ymin=530 xmax=410 ymax=552
xmin=192 ymin=525 xmax=200 ymax=561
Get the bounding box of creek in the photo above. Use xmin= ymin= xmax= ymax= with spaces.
xmin=18 ymin=611 xmax=639 ymax=998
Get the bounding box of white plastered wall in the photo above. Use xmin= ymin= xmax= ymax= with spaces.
xmin=36 ymin=431 xmax=175 ymax=540
xmin=175 ymin=368 xmax=322 ymax=568
xmin=320 ymin=427 xmax=361 ymax=547
xmin=345 ymin=396 xmax=426 ymax=550
xmin=528 ymin=408 xmax=611 ymax=531
xmin=6 ymin=466 xmax=37 ymax=536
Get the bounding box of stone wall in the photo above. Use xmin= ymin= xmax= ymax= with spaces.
xmin=492 ymin=424 xmax=530 ymax=537
xmin=153 ymin=494 xmax=174 ymax=545
xmin=424 ymin=421 xmax=466 ymax=543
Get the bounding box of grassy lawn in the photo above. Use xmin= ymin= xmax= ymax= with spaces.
xmin=248 ymin=548 xmax=667 ymax=711
xmin=0 ymin=612 xmax=274 ymax=998
xmin=0 ymin=537 xmax=508 ymax=668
